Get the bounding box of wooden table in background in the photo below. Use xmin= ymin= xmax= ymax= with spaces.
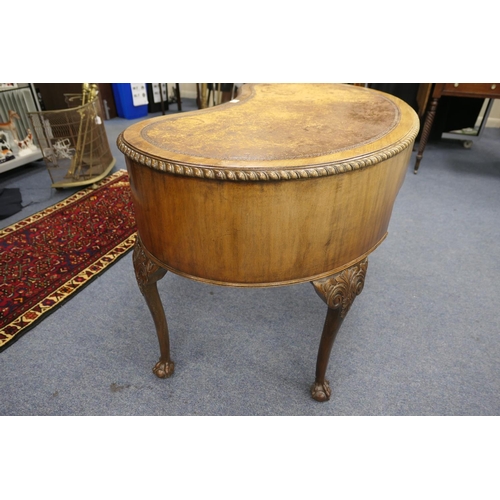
xmin=414 ymin=83 xmax=500 ymax=174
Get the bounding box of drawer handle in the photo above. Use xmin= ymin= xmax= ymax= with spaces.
xmin=492 ymin=84 xmax=497 ymax=90
xmin=454 ymin=83 xmax=459 ymax=87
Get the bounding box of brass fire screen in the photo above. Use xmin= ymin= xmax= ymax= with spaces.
xmin=29 ymin=86 xmax=115 ymax=188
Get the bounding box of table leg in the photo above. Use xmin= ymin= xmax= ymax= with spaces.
xmin=414 ymin=97 xmax=439 ymax=174
xmin=310 ymin=258 xmax=368 ymax=402
xmin=175 ymin=83 xmax=182 ymax=111
xmin=132 ymin=236 xmax=175 ymax=378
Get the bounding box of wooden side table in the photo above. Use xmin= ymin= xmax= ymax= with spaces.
xmin=414 ymin=83 xmax=500 ymax=174
xmin=118 ymin=84 xmax=419 ymax=402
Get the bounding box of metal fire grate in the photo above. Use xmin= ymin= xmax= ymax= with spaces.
xmin=29 ymin=85 xmax=115 ymax=188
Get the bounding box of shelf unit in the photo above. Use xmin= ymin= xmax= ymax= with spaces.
xmin=0 ymin=83 xmax=43 ymax=175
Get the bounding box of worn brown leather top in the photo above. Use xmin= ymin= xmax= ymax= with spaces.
xmin=118 ymin=83 xmax=419 ymax=180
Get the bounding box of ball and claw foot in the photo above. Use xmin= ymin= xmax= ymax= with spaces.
xmin=153 ymin=360 xmax=175 ymax=378
xmin=311 ymin=380 xmax=332 ymax=402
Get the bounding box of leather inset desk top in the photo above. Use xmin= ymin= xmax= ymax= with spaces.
xmin=118 ymin=84 xmax=417 ymax=180
xmin=139 ymin=84 xmax=399 ymax=161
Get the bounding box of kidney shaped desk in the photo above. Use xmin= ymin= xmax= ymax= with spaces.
xmin=117 ymin=83 xmax=419 ymax=402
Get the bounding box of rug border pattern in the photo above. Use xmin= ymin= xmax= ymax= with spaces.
xmin=0 ymin=170 xmax=137 ymax=352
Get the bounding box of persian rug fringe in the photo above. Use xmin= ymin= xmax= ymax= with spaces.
xmin=0 ymin=170 xmax=137 ymax=352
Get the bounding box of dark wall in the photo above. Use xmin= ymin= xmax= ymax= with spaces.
xmin=34 ymin=83 xmax=117 ymax=119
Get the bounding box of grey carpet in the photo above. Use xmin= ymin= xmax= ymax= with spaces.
xmin=1 ymin=99 xmax=499 ymax=415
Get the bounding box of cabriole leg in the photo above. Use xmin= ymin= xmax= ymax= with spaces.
xmin=311 ymin=258 xmax=368 ymax=402
xmin=133 ymin=235 xmax=175 ymax=378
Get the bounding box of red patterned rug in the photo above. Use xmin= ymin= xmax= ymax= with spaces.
xmin=0 ymin=170 xmax=137 ymax=352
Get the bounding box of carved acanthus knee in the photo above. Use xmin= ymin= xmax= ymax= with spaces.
xmin=133 ymin=235 xmax=167 ymax=293
xmin=312 ymin=258 xmax=368 ymax=317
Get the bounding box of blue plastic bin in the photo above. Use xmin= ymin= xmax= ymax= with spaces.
xmin=112 ymin=84 xmax=148 ymax=119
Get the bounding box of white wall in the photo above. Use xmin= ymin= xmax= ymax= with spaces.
xmin=174 ymin=83 xmax=197 ymax=99
xmin=484 ymin=99 xmax=500 ymax=127
xmin=170 ymin=83 xmax=240 ymax=100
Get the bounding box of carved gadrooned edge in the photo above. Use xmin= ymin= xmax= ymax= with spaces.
xmin=117 ymin=124 xmax=418 ymax=182
xmin=132 ymin=235 xmax=167 ymax=295
xmin=312 ymin=258 xmax=368 ymax=318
